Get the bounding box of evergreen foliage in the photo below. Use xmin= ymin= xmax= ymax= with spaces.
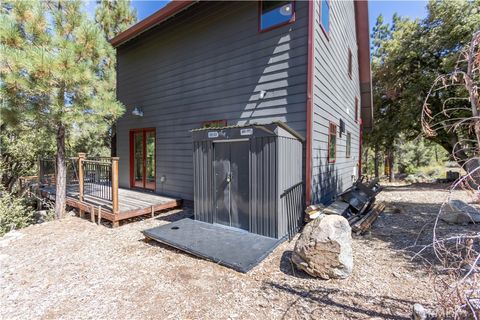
xmin=0 ymin=187 xmax=36 ymax=236
xmin=95 ymin=0 xmax=137 ymax=40
xmin=366 ymin=0 xmax=480 ymax=176
xmin=95 ymin=0 xmax=136 ymax=156
xmin=0 ymin=1 xmax=125 ymax=218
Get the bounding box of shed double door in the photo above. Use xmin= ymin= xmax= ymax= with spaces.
xmin=213 ymin=141 xmax=250 ymax=231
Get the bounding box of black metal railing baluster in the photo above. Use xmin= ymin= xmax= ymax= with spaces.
xmin=81 ymin=159 xmax=113 ymax=202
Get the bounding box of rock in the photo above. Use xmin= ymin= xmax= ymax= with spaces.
xmin=416 ymin=172 xmax=428 ymax=179
xmin=395 ymin=173 xmax=408 ymax=180
xmin=304 ymin=204 xmax=326 ymax=221
xmin=412 ymin=303 xmax=435 ymax=320
xmin=427 ymin=169 xmax=440 ymax=177
xmin=413 ymin=303 xmax=427 ymax=320
xmin=440 ymin=200 xmax=480 ymax=225
xmin=292 ymin=215 xmax=353 ymax=279
xmin=405 ymin=175 xmax=417 ymax=184
xmin=35 ymin=210 xmax=48 ymax=223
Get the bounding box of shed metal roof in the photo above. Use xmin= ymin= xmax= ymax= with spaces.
xmin=191 ymin=122 xmax=305 ymax=142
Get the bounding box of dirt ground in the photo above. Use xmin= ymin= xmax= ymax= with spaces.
xmin=1 ymin=183 xmax=479 ymax=320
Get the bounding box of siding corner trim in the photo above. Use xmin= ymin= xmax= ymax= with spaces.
xmin=305 ymin=0 xmax=314 ymax=205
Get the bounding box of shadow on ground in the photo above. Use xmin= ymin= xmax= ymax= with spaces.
xmin=154 ymin=208 xmax=193 ymax=222
xmin=264 ymin=281 xmax=413 ymax=319
xmin=362 ymin=183 xmax=480 ymax=268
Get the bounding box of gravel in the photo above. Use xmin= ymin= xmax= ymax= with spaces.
xmin=1 ymin=182 xmax=478 ymax=319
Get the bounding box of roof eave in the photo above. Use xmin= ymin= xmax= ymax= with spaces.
xmin=110 ymin=1 xmax=196 ymax=48
xmin=354 ymin=0 xmax=374 ymax=131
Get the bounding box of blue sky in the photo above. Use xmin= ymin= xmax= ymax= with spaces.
xmin=369 ymin=1 xmax=428 ymax=29
xmin=84 ymin=1 xmax=429 ymax=33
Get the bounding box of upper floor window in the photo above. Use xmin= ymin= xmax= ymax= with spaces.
xmin=259 ymin=1 xmax=295 ymax=32
xmin=346 ymin=132 xmax=351 ymax=158
xmin=320 ymin=0 xmax=330 ymax=34
xmin=328 ymin=122 xmax=337 ymax=163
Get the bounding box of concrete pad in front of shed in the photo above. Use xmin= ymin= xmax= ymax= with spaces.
xmin=143 ymin=218 xmax=283 ymax=273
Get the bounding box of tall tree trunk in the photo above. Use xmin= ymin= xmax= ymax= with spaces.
xmin=374 ymin=145 xmax=380 ymax=178
xmin=110 ymin=123 xmax=117 ymax=157
xmin=384 ymin=152 xmax=389 ymax=176
xmin=55 ymin=124 xmax=66 ymax=219
xmin=363 ymin=147 xmax=369 ymax=177
xmin=388 ymin=149 xmax=394 ymax=182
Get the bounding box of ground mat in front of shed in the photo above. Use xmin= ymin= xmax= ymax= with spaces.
xmin=143 ymin=218 xmax=283 ymax=273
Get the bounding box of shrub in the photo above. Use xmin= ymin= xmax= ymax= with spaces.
xmin=0 ymin=190 xmax=36 ymax=236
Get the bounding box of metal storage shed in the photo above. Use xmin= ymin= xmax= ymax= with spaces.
xmin=192 ymin=122 xmax=304 ymax=239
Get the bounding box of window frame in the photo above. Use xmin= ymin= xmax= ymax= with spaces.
xmin=346 ymin=132 xmax=351 ymax=158
xmin=129 ymin=127 xmax=156 ymax=191
xmin=319 ymin=0 xmax=330 ymax=39
xmin=328 ymin=122 xmax=337 ymax=163
xmin=258 ymin=1 xmax=296 ymax=33
xmin=202 ymin=119 xmax=227 ymax=129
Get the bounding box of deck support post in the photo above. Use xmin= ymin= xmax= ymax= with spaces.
xmin=90 ymin=205 xmax=95 ymax=223
xmin=151 ymin=205 xmax=155 ymax=218
xmin=78 ymin=153 xmax=86 ymax=202
xmin=36 ymin=188 xmax=42 ymax=210
xmin=38 ymin=156 xmax=42 ymax=186
xmin=111 ymin=157 xmax=120 ymax=217
xmin=98 ymin=205 xmax=102 ymax=224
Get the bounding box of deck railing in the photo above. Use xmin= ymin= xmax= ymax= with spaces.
xmin=38 ymin=157 xmax=79 ymax=188
xmin=39 ymin=153 xmax=119 ymax=214
xmin=280 ymin=182 xmax=304 ymax=239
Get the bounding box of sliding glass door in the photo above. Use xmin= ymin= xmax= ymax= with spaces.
xmin=130 ymin=128 xmax=156 ymax=191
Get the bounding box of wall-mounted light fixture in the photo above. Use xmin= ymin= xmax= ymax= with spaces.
xmin=131 ymin=107 xmax=144 ymax=117
xmin=259 ymin=90 xmax=267 ymax=99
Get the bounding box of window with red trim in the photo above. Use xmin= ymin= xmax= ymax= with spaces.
xmin=328 ymin=122 xmax=337 ymax=163
xmin=319 ymin=0 xmax=330 ymax=35
xmin=355 ymin=97 xmax=359 ymax=122
xmin=202 ymin=119 xmax=227 ymax=129
xmin=259 ymin=1 xmax=295 ymax=32
xmin=348 ymin=48 xmax=353 ymax=79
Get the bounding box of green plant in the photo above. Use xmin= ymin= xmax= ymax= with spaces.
xmin=0 ymin=190 xmax=36 ymax=236
xmin=1 ymin=1 xmax=126 ymax=218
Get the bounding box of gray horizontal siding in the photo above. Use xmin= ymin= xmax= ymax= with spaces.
xmin=116 ymin=1 xmax=309 ymax=200
xmin=311 ymin=0 xmax=361 ymax=204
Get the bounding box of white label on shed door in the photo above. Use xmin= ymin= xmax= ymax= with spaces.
xmin=240 ymin=128 xmax=253 ymax=136
xmin=208 ymin=131 xmax=219 ymax=138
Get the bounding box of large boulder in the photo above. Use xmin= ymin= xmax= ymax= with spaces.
xmin=292 ymin=214 xmax=353 ymax=279
xmin=440 ymin=200 xmax=480 ymax=225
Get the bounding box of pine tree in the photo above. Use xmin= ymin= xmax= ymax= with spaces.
xmin=95 ymin=0 xmax=136 ymax=157
xmin=0 ymin=1 xmax=124 ymax=218
xmin=95 ymin=0 xmax=137 ymax=40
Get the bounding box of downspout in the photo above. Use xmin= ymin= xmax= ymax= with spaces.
xmin=358 ymin=118 xmax=363 ymax=177
xmin=306 ymin=0 xmax=314 ymax=204
xmin=354 ymin=0 xmax=373 ymax=176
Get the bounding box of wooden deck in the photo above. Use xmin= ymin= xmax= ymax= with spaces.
xmin=38 ymin=184 xmax=182 ymax=226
